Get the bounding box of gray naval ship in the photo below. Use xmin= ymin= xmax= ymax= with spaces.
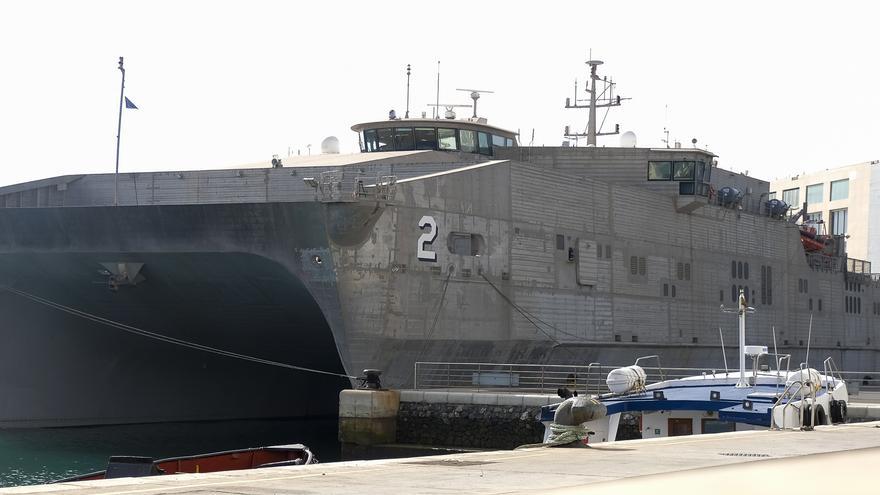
xmin=0 ymin=61 xmax=877 ymax=426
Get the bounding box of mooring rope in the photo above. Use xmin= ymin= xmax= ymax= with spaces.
xmin=1 ymin=286 xmax=358 ymax=380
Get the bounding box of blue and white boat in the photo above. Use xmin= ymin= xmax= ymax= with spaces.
xmin=539 ymin=290 xmax=850 ymax=444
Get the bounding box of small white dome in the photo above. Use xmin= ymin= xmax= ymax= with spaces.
xmin=321 ymin=136 xmax=340 ymax=154
xmin=620 ymin=131 xmax=637 ymax=147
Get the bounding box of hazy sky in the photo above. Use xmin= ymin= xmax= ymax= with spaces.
xmin=1 ymin=1 xmax=877 ymax=187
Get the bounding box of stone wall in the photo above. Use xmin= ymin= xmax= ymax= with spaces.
xmin=396 ymin=402 xmax=544 ymax=450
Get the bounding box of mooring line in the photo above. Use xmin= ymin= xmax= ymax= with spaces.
xmin=1 ymin=286 xmax=358 ymax=380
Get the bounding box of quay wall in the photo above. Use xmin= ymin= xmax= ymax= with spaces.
xmin=339 ymin=389 xmax=554 ymax=450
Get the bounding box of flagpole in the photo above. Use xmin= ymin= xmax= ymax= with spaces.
xmin=115 ymin=57 xmax=125 ymax=207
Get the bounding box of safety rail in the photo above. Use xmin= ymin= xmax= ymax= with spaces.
xmin=413 ymin=361 xmax=880 ymax=395
xmin=772 ymin=380 xmax=809 ymax=430
xmin=417 ymin=362 xmax=728 ymax=395
xmin=314 ymin=171 xmax=397 ymax=202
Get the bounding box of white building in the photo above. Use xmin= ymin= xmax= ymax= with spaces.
xmin=770 ymin=160 xmax=880 ymax=269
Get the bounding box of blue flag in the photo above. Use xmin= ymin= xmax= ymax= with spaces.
xmin=124 ymin=97 xmax=138 ymax=109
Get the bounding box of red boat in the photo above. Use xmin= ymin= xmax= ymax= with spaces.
xmin=56 ymin=444 xmax=316 ymax=482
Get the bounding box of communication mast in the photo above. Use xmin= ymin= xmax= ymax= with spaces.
xmin=564 ymin=59 xmax=629 ymax=146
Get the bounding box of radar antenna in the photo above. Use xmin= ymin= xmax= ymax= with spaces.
xmin=564 ymin=59 xmax=629 ymax=146
xmin=456 ymin=88 xmax=494 ymax=119
xmin=427 ymin=103 xmax=472 ymax=120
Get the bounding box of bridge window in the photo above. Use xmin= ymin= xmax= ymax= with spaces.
xmin=648 ymin=161 xmax=672 ymax=180
xmin=414 ymin=128 xmax=437 ymax=150
xmin=377 ymin=128 xmax=394 ymax=151
xmin=438 ymin=128 xmax=458 ymax=150
xmin=478 ymin=132 xmax=491 ymax=155
xmin=393 ymin=128 xmax=414 ymax=150
xmin=492 ymin=134 xmax=506 ymax=147
xmin=460 ymin=130 xmax=477 ymax=153
xmin=364 ymin=129 xmax=378 ymax=152
xmin=673 ymin=161 xmax=695 ymax=180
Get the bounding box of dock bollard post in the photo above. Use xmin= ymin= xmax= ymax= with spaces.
xmin=338 ymin=369 xmax=400 ymax=447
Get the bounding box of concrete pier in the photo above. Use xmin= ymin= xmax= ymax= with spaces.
xmin=8 ymin=421 xmax=880 ymax=494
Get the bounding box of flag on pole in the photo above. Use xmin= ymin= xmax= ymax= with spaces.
xmin=124 ymin=97 xmax=138 ymax=109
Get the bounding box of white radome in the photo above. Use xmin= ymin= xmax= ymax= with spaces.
xmin=321 ymin=136 xmax=340 ymax=154
xmin=620 ymin=131 xmax=637 ymax=148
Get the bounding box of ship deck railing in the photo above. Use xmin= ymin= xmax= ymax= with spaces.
xmin=413 ymin=361 xmax=880 ymax=396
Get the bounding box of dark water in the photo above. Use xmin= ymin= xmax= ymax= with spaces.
xmin=0 ymin=418 xmax=340 ymax=488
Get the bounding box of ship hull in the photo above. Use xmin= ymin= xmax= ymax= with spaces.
xmin=0 ymin=204 xmax=349 ymax=427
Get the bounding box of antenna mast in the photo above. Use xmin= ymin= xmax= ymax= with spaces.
xmin=456 ymin=89 xmax=494 ymax=119
xmin=434 ymin=60 xmax=441 ymax=119
xmin=405 ymin=64 xmax=411 ymax=119
xmin=564 ymin=58 xmax=628 ymax=146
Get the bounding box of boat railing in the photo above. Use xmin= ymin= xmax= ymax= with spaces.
xmin=772 ymin=380 xmax=806 ymax=430
xmin=413 ymin=361 xmax=880 ymax=395
xmin=822 ymin=357 xmax=842 ymax=393
xmin=415 ymin=362 xmax=747 ymax=395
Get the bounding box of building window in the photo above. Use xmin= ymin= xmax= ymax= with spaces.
xmin=830 ymin=208 xmax=848 ymax=235
xmin=731 ymin=285 xmax=737 ymax=302
xmin=630 ymin=256 xmax=647 ymax=276
xmin=806 ymin=184 xmax=823 ymax=205
xmin=737 ymin=261 xmax=743 ymax=279
xmin=830 ymin=179 xmax=849 ymax=201
xmin=672 ymin=285 xmax=677 ymax=297
xmin=720 ymin=290 xmax=724 ymax=302
xmin=767 ymin=266 xmax=772 ymax=305
xmin=804 ymin=212 xmax=822 ymax=228
xmin=684 ymin=263 xmax=691 ymax=281
xmin=556 ymin=234 xmax=565 ymax=250
xmin=809 ymin=298 xmax=813 ymax=311
xmin=605 ymin=245 xmax=612 ymax=258
xmin=663 ymin=283 xmax=669 ymax=296
xmin=818 ymin=299 xmax=822 ymax=312
xmin=761 ymin=266 xmax=767 ymax=304
xmin=648 ymin=161 xmax=673 ymax=180
xmin=782 ymin=188 xmax=800 ymax=206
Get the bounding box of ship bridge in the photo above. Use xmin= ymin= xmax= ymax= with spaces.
xmin=351 ymin=118 xmax=517 ymax=157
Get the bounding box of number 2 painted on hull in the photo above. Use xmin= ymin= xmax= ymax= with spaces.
xmin=417 ymin=216 xmax=438 ymax=262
